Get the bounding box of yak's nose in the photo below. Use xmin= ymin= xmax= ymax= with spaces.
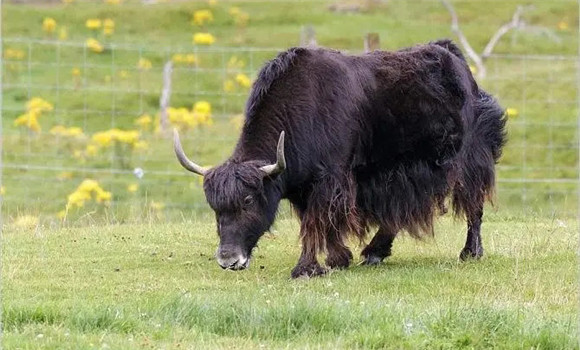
xmin=216 ymin=247 xmax=249 ymax=270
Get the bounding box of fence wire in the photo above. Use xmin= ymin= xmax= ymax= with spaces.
xmin=1 ymin=36 xmax=578 ymax=223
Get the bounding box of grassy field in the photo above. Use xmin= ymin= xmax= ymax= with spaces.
xmin=1 ymin=0 xmax=579 ymax=223
xmin=3 ymin=216 xmax=578 ymax=349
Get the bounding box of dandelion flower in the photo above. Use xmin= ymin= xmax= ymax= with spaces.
xmin=235 ymin=73 xmax=251 ymax=88
xmin=127 ymin=183 xmax=139 ymax=193
xmin=86 ymin=38 xmax=104 ymax=53
xmin=506 ymin=108 xmax=519 ymax=118
xmin=59 ymin=27 xmax=68 ymax=40
xmin=103 ymin=18 xmax=115 ymax=35
xmin=135 ymin=114 xmax=153 ymax=130
xmin=193 ymin=32 xmax=216 ymax=45
xmin=85 ymin=19 xmax=102 ymax=30
xmin=137 ymin=58 xmax=152 ymax=70
xmin=42 ymin=17 xmax=57 ymax=34
xmin=192 ymin=10 xmax=214 ymax=26
xmin=72 ymin=67 xmax=81 ymax=77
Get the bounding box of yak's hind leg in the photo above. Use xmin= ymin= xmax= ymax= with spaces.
xmin=325 ymin=228 xmax=353 ymax=269
xmin=360 ymin=227 xmax=397 ymax=265
xmin=459 ymin=202 xmax=484 ymax=260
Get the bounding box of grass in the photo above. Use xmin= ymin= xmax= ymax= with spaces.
xmin=3 ymin=215 xmax=578 ymax=349
xmin=1 ymin=0 xmax=579 ymax=223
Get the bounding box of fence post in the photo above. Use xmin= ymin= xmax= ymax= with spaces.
xmin=300 ymin=25 xmax=317 ymax=47
xmin=364 ymin=33 xmax=380 ymax=53
xmin=159 ymin=60 xmax=173 ymax=133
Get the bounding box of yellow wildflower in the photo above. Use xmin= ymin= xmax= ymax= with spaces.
xmin=27 ymin=97 xmax=54 ymax=113
xmin=135 ymin=114 xmax=153 ymax=130
xmin=119 ymin=70 xmax=129 ymax=79
xmin=95 ymin=188 xmax=112 ymax=203
xmin=172 ymin=54 xmax=184 ymax=63
xmin=208 ymin=0 xmax=217 ymax=6
xmin=43 ymin=17 xmax=57 ymax=34
xmin=92 ymin=131 xmax=113 ymax=147
xmin=227 ymin=56 xmax=245 ymax=70
xmin=72 ymin=67 xmax=81 ymax=77
xmin=59 ymin=26 xmax=68 ymax=40
xmin=192 ymin=10 xmax=214 ymax=26
xmin=85 ymin=144 xmax=98 ymax=156
xmin=86 ymin=38 xmax=104 ymax=53
xmin=85 ymin=19 xmax=102 ymax=30
xmin=506 ymin=108 xmax=519 ymax=118
xmin=558 ymin=21 xmax=569 ymax=31
xmin=0 ymin=186 xmax=5 ymax=195
xmin=235 ymin=73 xmax=251 ymax=88
xmin=57 ymin=210 xmax=67 ymax=219
xmin=223 ymin=79 xmax=235 ymax=92
xmin=193 ymin=101 xmax=211 ymax=116
xmin=127 ymin=183 xmax=139 ymax=193
xmin=137 ymin=58 xmax=152 ymax=70
xmin=14 ymin=113 xmax=41 ymax=133
xmin=229 ymin=7 xmax=241 ymax=16
xmin=185 ymin=54 xmax=198 ymax=65
xmin=105 ymin=0 xmax=122 ymax=4
xmin=103 ymin=18 xmax=115 ymax=35
xmin=193 ymin=32 xmax=216 ymax=45
xmin=4 ymin=48 xmax=26 ymax=60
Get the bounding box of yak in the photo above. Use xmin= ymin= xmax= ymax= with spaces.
xmin=173 ymin=39 xmax=506 ymax=278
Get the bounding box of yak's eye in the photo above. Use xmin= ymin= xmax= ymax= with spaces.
xmin=244 ymin=195 xmax=254 ymax=206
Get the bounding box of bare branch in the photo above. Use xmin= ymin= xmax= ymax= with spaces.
xmin=482 ymin=5 xmax=531 ymax=58
xmin=440 ymin=0 xmax=486 ymax=79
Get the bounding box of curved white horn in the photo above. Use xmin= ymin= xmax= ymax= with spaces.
xmin=260 ymin=131 xmax=286 ymax=176
xmin=173 ymin=129 xmax=208 ymax=176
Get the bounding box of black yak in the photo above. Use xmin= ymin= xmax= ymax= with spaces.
xmin=173 ymin=39 xmax=506 ymax=278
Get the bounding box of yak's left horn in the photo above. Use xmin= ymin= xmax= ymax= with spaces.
xmin=260 ymin=131 xmax=286 ymax=176
xmin=173 ymin=129 xmax=208 ymax=176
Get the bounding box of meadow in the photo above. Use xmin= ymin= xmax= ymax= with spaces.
xmin=3 ymin=216 xmax=578 ymax=349
xmin=2 ymin=0 xmax=579 ymax=348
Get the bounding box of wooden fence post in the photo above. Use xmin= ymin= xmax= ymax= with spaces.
xmin=159 ymin=60 xmax=173 ymax=133
xmin=364 ymin=33 xmax=380 ymax=53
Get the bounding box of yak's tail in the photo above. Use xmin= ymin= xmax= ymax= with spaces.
xmin=452 ymin=90 xmax=507 ymax=218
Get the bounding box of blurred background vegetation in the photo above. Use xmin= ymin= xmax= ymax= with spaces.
xmin=2 ymin=0 xmax=578 ymax=227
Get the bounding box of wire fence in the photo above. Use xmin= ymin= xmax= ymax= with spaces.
xmin=1 ymin=36 xmax=578 ymax=224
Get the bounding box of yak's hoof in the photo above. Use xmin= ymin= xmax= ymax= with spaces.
xmin=360 ymin=254 xmax=384 ymax=266
xmin=459 ymin=247 xmax=483 ymax=261
xmin=291 ymin=263 xmax=327 ymax=279
xmin=326 ymin=250 xmax=353 ymax=270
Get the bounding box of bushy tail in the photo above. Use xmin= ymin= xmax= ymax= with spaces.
xmin=452 ymin=90 xmax=507 ymax=217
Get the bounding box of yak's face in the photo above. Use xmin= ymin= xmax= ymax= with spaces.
xmin=204 ymin=162 xmax=280 ymax=270
xmin=173 ymin=129 xmax=286 ymax=271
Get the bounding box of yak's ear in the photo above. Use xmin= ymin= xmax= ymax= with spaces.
xmin=260 ymin=131 xmax=286 ymax=176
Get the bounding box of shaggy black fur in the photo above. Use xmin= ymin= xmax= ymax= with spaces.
xmin=200 ymin=39 xmax=507 ymax=278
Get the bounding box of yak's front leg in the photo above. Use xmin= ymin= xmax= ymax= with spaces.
xmin=291 ymin=222 xmax=327 ymax=278
xmin=325 ymin=228 xmax=353 ymax=269
xmin=460 ymin=206 xmax=484 ymax=260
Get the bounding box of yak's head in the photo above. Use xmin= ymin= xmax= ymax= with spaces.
xmin=173 ymin=129 xmax=286 ymax=271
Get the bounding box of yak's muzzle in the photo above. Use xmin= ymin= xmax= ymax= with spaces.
xmin=216 ymin=245 xmax=249 ymax=270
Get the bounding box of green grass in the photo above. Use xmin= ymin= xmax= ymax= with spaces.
xmin=3 ymin=216 xmax=578 ymax=348
xmin=1 ymin=0 xmax=579 ymax=222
